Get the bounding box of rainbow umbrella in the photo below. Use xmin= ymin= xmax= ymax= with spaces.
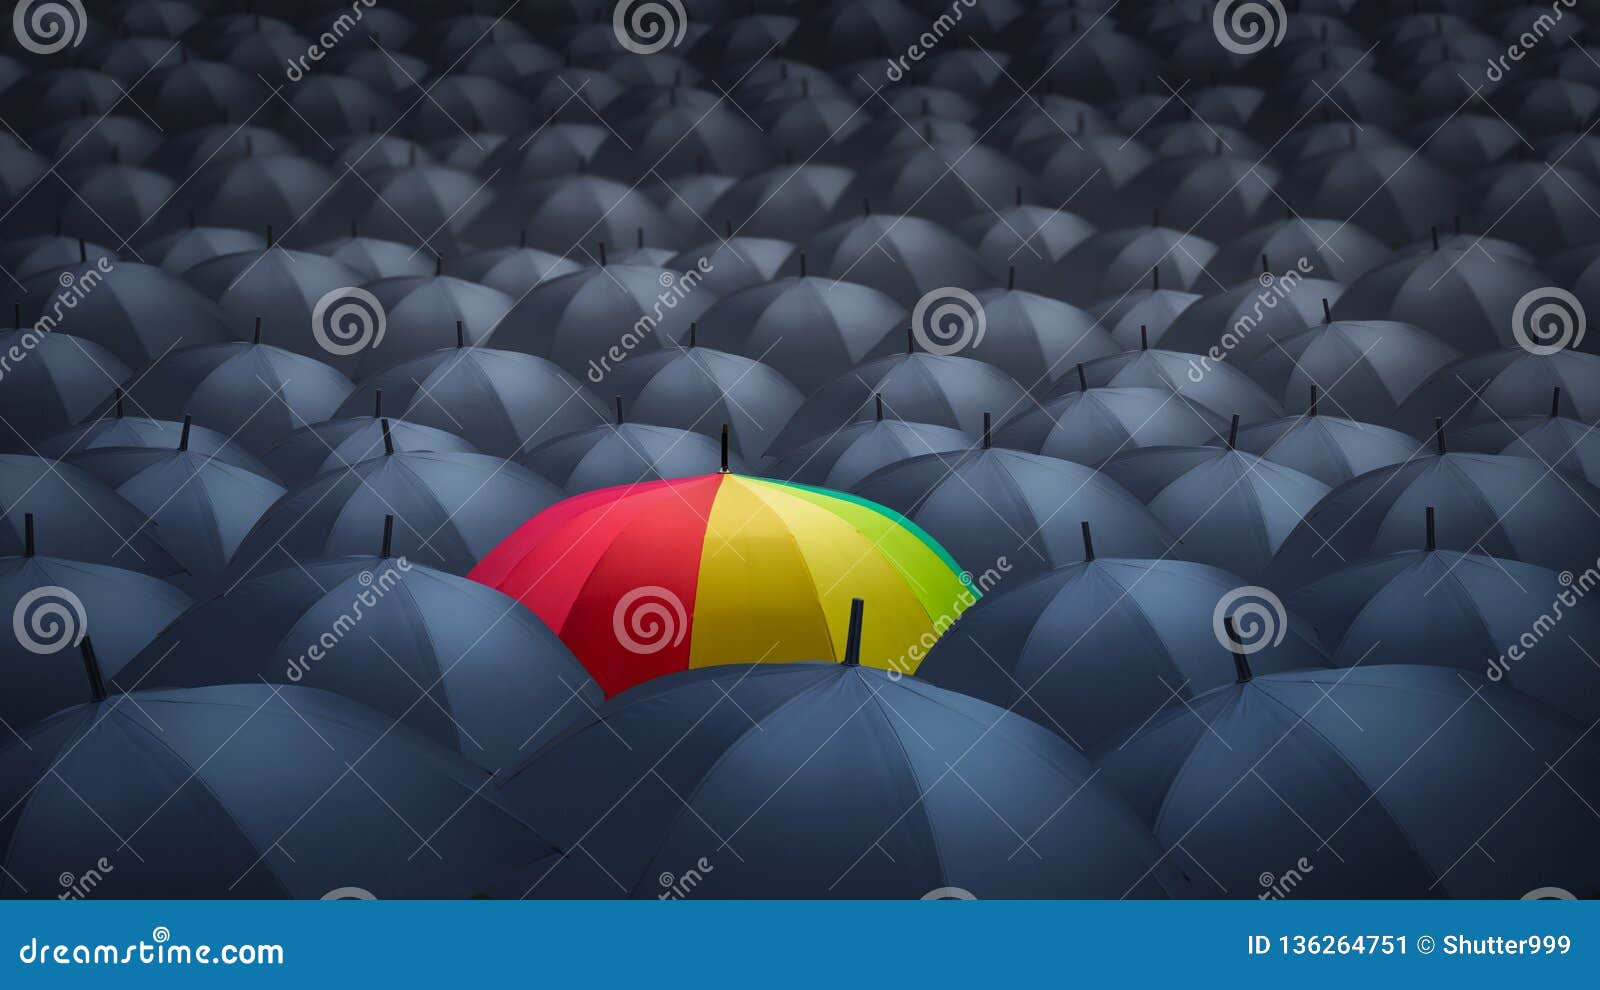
xmin=469 ymin=461 xmax=977 ymax=696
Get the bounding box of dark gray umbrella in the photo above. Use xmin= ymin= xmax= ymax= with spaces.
xmin=0 ymin=330 xmax=128 ymax=452
xmin=493 ymin=263 xmax=718 ymax=378
xmin=174 ymin=155 xmax=346 ymax=246
xmin=1112 ymin=155 xmax=1281 ymax=241
xmin=0 ymin=683 xmax=559 ymax=898
xmin=228 ymin=449 xmax=563 ymax=579
xmin=1051 ymin=224 xmax=1219 ymax=305
xmin=803 ymin=212 xmax=996 ymax=307
xmin=1097 ymin=664 xmax=1600 ymax=898
xmin=278 ymin=76 xmax=398 ymax=139
xmin=467 ymin=175 xmax=682 ymax=253
xmin=0 ymin=455 xmax=181 ymax=577
xmin=523 ymin=405 xmax=744 ymax=493
xmin=1057 ymin=348 xmax=1282 ymax=425
xmin=1413 ymin=113 xmax=1521 ymax=172
xmin=264 ymin=402 xmax=479 ymax=487
xmin=593 ymin=104 xmax=772 ymax=183
xmin=184 ymin=247 xmax=370 ymax=360
xmin=116 ymin=551 xmax=601 ymax=773
xmin=853 ymin=140 xmax=1042 ymax=228
xmin=347 ymin=164 xmax=494 ymax=254
xmin=455 ymin=245 xmax=583 ymax=297
xmin=667 ymin=236 xmax=798 ymax=297
xmin=0 ymin=235 xmax=116 ymax=281
xmin=988 ymin=94 xmax=1115 ymax=150
xmin=752 ymin=100 xmax=869 ymax=166
xmin=38 ymin=407 xmax=271 ymax=476
xmin=0 ymin=547 xmax=190 ymax=733
xmin=1090 ymin=284 xmax=1202 ymax=347
xmin=338 ymin=346 xmax=606 ymax=458
xmin=1225 ymin=402 xmax=1421 ymax=487
xmin=1459 ymin=395 xmax=1600 ymax=487
xmin=1288 ymin=532 xmax=1600 ymax=726
xmin=65 ymin=422 xmax=286 ymax=584
xmin=1398 ymin=350 xmax=1600 ymax=438
xmin=607 ymin=344 xmax=804 ymax=463
xmin=853 ymin=444 xmax=1174 ymax=580
xmin=496 ymin=653 xmax=1190 ymax=898
xmin=144 ymin=123 xmax=298 ymax=176
xmin=885 ymin=282 xmax=1116 ymax=394
xmin=34 ymin=114 xmax=161 ymax=173
xmin=1499 ymin=77 xmax=1599 ymax=136
xmin=919 ymin=542 xmax=1329 ymax=751
xmin=143 ymin=226 xmax=266 ymax=275
xmin=763 ymin=409 xmax=973 ymax=489
xmin=1018 ymin=134 xmax=1155 ymax=227
xmin=692 ymin=270 xmax=904 ymax=392
xmin=1268 ymin=442 xmax=1600 ymax=589
xmin=1281 ymin=145 xmax=1463 ymax=244
xmin=16 ymin=260 xmax=230 ymax=368
xmin=57 ymin=164 xmax=177 ymax=244
xmin=310 ymin=235 xmax=436 ymax=281
xmin=478 ymin=122 xmax=609 ymax=182
xmin=1209 ymin=217 xmax=1393 ymax=285
xmin=771 ymin=351 xmax=1025 ymax=454
xmin=1156 ymin=275 xmax=1344 ymax=362
xmin=1469 ymin=162 xmax=1600 ymax=250
xmin=122 ymin=339 xmax=354 ymax=456
xmin=958 ymin=203 xmax=1097 ymax=274
xmin=354 ymin=272 xmax=516 ymax=378
xmin=997 ymin=384 xmax=1230 ymax=467
xmin=1247 ymin=319 xmax=1462 ymax=425
xmin=405 ymin=75 xmax=537 ymax=140
xmin=1103 ymin=440 xmax=1331 ymax=582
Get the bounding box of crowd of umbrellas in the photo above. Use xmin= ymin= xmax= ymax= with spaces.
xmin=0 ymin=0 xmax=1598 ymax=900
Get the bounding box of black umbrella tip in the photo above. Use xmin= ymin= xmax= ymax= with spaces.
xmin=81 ymin=636 xmax=107 ymax=703
xmin=874 ymin=392 xmax=883 ymax=421
xmin=252 ymin=316 xmax=261 ymax=344
xmin=614 ymin=395 xmax=624 ymax=425
xmin=982 ymin=412 xmax=991 ymax=449
xmin=1080 ymin=520 xmax=1095 ymax=562
xmin=719 ymin=424 xmax=730 ymax=473
xmin=381 ymin=514 xmax=394 ymax=559
xmin=455 ymin=320 xmax=465 ymax=349
xmin=1308 ymin=385 xmax=1319 ymax=416
xmin=179 ymin=414 xmax=192 ymax=452
xmin=1227 ymin=414 xmax=1239 ymax=449
xmin=1425 ymin=505 xmax=1436 ymax=551
xmin=1433 ymin=417 xmax=1447 ymax=454
xmin=381 ymin=417 xmax=394 ymax=456
xmin=23 ymin=512 xmax=34 ymax=557
xmin=1223 ymin=618 xmax=1252 ymax=683
xmin=1552 ymin=386 xmax=1563 ymax=419
xmin=842 ymin=598 xmax=865 ymax=667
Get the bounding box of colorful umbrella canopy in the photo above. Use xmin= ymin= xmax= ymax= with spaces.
xmin=469 ymin=469 xmax=977 ymax=696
